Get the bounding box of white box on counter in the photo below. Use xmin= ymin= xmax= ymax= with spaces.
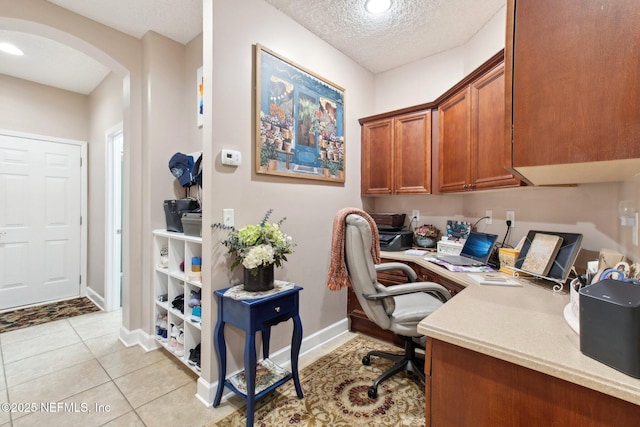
xmin=437 ymin=239 xmax=464 ymax=255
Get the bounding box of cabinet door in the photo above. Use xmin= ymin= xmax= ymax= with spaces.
xmin=438 ymin=87 xmax=471 ymax=192
xmin=429 ymin=339 xmax=640 ymax=427
xmin=361 ymin=119 xmax=394 ymax=195
xmin=470 ymin=64 xmax=520 ymax=190
xmin=508 ymin=0 xmax=640 ymax=184
xmin=394 ymin=111 xmax=432 ymax=194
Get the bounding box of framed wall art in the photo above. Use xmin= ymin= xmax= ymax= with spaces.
xmin=255 ymin=44 xmax=345 ymax=182
xmin=197 ymin=66 xmax=204 ymax=128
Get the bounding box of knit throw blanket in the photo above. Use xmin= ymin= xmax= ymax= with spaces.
xmin=326 ymin=208 xmax=381 ymax=291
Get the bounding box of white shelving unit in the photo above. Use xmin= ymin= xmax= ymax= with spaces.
xmin=153 ymin=229 xmax=202 ymax=374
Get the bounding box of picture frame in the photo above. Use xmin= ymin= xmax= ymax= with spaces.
xmin=197 ymin=66 xmax=204 ymax=128
xmin=254 ymin=44 xmax=345 ymax=182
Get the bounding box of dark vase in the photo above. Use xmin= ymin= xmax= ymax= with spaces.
xmin=243 ymin=264 xmax=275 ymax=292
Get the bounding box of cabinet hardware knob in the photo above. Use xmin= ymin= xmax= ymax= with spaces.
xmin=274 ymin=306 xmax=281 ymax=312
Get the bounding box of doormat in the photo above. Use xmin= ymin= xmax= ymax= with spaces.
xmin=212 ymin=334 xmax=425 ymax=427
xmin=0 ymin=297 xmax=101 ymax=334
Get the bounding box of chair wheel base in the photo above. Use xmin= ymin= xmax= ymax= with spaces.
xmin=368 ymin=386 xmax=377 ymax=399
xmin=362 ymin=355 xmax=370 ymax=365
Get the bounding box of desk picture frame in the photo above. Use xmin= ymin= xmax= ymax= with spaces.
xmin=254 ymin=44 xmax=345 ymax=183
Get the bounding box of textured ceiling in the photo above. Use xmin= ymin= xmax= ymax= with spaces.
xmin=0 ymin=0 xmax=504 ymax=94
xmin=47 ymin=0 xmax=203 ymax=45
xmin=264 ymin=0 xmax=506 ymax=73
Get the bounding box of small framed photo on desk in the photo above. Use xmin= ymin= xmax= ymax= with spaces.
xmin=446 ymin=220 xmax=471 ymax=241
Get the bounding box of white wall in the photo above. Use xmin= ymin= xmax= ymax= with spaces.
xmin=203 ymin=0 xmax=375 ymax=377
xmin=141 ymin=31 xmax=193 ymax=232
xmin=88 ymin=72 xmax=124 ymax=301
xmin=0 ymin=74 xmax=89 ymax=140
xmin=374 ymin=47 xmax=465 ymax=112
xmin=374 ymin=6 xmax=507 ymax=113
xmin=462 ymin=6 xmax=506 ymax=75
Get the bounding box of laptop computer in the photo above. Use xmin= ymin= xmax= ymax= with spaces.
xmin=436 ymin=231 xmax=498 ymax=266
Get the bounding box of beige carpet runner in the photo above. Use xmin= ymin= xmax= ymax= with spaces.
xmin=213 ymin=334 xmax=425 ymax=426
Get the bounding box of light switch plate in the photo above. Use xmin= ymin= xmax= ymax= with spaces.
xmin=223 ymin=209 xmax=234 ymax=227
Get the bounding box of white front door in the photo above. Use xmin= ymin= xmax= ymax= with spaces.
xmin=0 ymin=133 xmax=83 ymax=310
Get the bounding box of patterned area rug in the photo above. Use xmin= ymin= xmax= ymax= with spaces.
xmin=0 ymin=297 xmax=101 ymax=333
xmin=213 ymin=335 xmax=425 ymax=427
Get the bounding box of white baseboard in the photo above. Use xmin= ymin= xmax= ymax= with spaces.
xmin=202 ymin=318 xmax=350 ymax=407
xmin=268 ymin=318 xmax=349 ymax=368
xmin=85 ymin=287 xmax=105 ymax=311
xmin=195 ymin=377 xmax=215 ymax=407
xmin=119 ymin=326 xmax=161 ymax=351
xmin=127 ymin=318 xmax=350 ymax=407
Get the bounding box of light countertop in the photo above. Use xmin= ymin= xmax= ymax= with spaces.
xmin=381 ymin=251 xmax=640 ymax=406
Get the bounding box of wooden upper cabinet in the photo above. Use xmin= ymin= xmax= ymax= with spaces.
xmin=439 ymin=62 xmax=520 ymax=193
xmin=394 ymin=111 xmax=432 ymax=194
xmin=438 ymin=88 xmax=471 ymax=192
xmin=361 ymin=110 xmax=431 ymax=196
xmin=361 ymin=119 xmax=394 ymax=195
xmin=506 ymin=0 xmax=640 ymax=185
xmin=471 ymin=64 xmax=520 ymax=190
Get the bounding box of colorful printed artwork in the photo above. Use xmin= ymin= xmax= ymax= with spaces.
xmin=446 ymin=220 xmax=471 ymax=241
xmin=197 ymin=66 xmax=203 ymax=128
xmin=255 ymin=45 xmax=345 ymax=182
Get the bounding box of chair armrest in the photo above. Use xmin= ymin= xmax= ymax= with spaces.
xmin=375 ymin=262 xmax=418 ymax=282
xmin=364 ymin=281 xmax=451 ymax=303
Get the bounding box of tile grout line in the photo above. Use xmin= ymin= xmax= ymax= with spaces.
xmin=74 ymin=316 xmax=140 ymax=425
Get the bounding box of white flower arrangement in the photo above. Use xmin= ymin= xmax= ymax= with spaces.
xmin=212 ymin=209 xmax=295 ymax=272
xmin=243 ymin=244 xmax=276 ymax=270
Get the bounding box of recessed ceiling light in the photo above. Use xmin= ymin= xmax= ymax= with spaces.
xmin=365 ymin=0 xmax=392 ymax=14
xmin=0 ymin=42 xmax=24 ymax=56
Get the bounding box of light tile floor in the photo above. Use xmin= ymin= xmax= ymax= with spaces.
xmin=0 ymin=309 xmax=355 ymax=426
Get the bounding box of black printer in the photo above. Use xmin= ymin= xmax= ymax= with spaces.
xmin=370 ymin=212 xmax=413 ymax=251
xmin=379 ymin=230 xmax=413 ymax=251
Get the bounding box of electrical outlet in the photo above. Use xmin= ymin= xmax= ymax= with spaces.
xmin=506 ymin=211 xmax=515 ymax=228
xmin=412 ymin=210 xmax=420 ymax=223
xmin=223 ymin=208 xmax=234 ymax=227
xmin=485 ymin=210 xmax=492 ymax=225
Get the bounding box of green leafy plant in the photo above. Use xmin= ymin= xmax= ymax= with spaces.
xmin=298 ymin=97 xmax=320 ymax=132
xmin=260 ymin=142 xmax=279 ymax=166
xmin=321 ymin=158 xmax=338 ymax=176
xmin=212 ymin=209 xmax=295 ymax=271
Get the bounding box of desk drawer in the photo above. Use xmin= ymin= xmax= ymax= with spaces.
xmin=255 ymin=293 xmax=297 ymax=323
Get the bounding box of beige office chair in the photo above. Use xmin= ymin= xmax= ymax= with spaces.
xmin=344 ymin=213 xmax=451 ymax=398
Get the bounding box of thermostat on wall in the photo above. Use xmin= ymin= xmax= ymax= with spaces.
xmin=221 ymin=149 xmax=241 ymax=166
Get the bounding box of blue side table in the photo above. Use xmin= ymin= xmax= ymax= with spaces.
xmin=212 ymin=285 xmax=303 ymax=426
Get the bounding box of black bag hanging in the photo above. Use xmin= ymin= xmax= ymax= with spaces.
xmin=163 ymin=199 xmax=199 ymax=232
